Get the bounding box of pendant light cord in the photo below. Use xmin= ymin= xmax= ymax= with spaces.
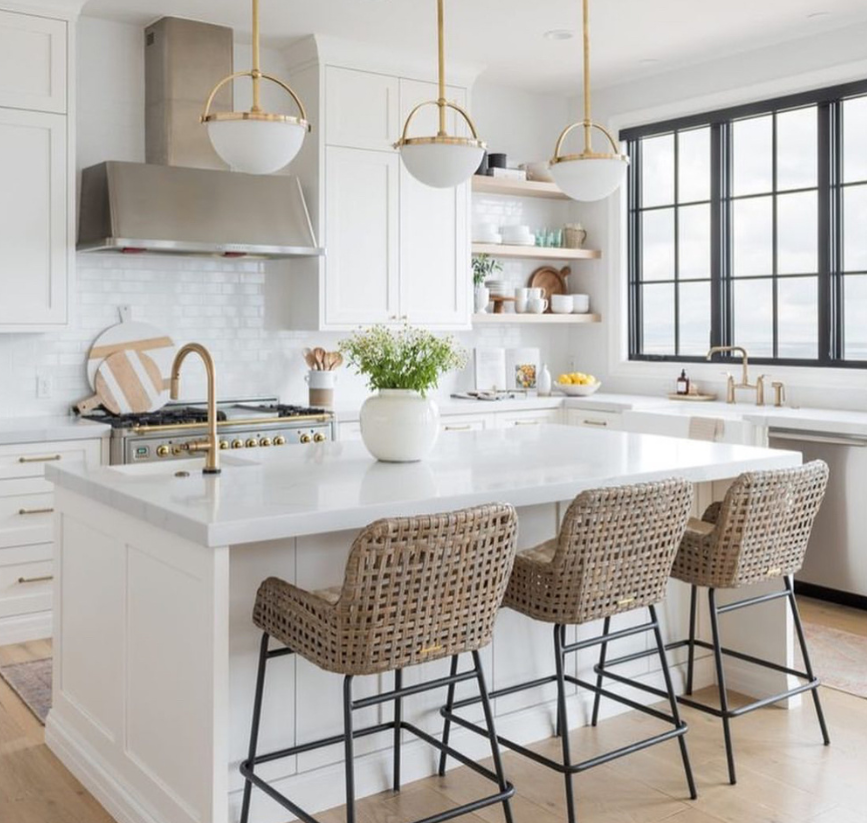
xmin=251 ymin=0 xmax=262 ymax=112
xmin=437 ymin=0 xmax=447 ymax=136
xmin=582 ymin=0 xmax=592 ymax=152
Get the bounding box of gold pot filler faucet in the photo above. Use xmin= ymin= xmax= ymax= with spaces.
xmin=170 ymin=343 xmax=221 ymax=474
xmin=705 ymin=346 xmax=766 ymax=406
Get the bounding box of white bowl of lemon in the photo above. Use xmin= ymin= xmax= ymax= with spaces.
xmin=555 ymin=372 xmax=601 ymax=396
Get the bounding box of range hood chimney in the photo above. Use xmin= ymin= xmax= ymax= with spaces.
xmin=78 ymin=18 xmax=323 ymax=260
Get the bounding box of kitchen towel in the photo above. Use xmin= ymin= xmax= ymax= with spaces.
xmin=688 ymin=416 xmax=725 ymax=442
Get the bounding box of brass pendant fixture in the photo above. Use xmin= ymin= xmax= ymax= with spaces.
xmin=201 ymin=0 xmax=310 ymax=175
xmin=394 ymin=0 xmax=486 ymax=189
xmin=549 ymin=0 xmax=629 ymax=201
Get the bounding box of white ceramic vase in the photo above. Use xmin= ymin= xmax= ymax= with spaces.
xmin=474 ymin=285 xmax=490 ymax=313
xmin=360 ymin=389 xmax=440 ymax=462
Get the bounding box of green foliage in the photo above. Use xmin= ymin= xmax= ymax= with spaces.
xmin=472 ymin=253 xmax=503 ymax=287
xmin=339 ymin=325 xmax=468 ymax=396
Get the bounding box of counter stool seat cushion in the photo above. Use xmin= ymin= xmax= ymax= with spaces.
xmin=671 ymin=462 xmax=829 ymax=590
xmin=504 ymin=479 xmax=694 ymax=625
xmin=253 ymin=504 xmax=518 ymax=677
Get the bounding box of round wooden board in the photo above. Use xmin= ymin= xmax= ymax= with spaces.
xmin=528 ymin=266 xmax=571 ymax=307
xmin=86 ymin=320 xmax=176 ymax=391
xmin=94 ymin=350 xmax=169 ymax=415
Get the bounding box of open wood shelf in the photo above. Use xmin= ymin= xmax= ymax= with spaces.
xmin=472 ymin=313 xmax=601 ymax=325
xmin=472 ymin=175 xmax=569 ymax=200
xmin=471 ymin=243 xmax=601 ymax=261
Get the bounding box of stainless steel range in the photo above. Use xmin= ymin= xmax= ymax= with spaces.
xmin=81 ymin=396 xmax=336 ymax=465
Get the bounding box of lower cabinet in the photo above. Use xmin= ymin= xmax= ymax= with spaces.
xmin=496 ymin=409 xmax=563 ymax=428
xmin=0 ymin=437 xmax=103 ymax=644
xmin=565 ymin=408 xmax=622 ymax=431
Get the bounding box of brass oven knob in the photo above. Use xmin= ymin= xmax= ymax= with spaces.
xmin=171 ymin=445 xmax=185 ymax=456
xmin=299 ymin=434 xmax=312 ymax=444
xmin=231 ymin=439 xmax=244 ymax=449
xmin=313 ymin=432 xmax=326 ymax=443
xmin=156 ymin=445 xmax=170 ymax=458
xmin=260 ymin=437 xmax=273 ymax=447
xmin=273 ymin=435 xmax=286 ymax=446
xmin=246 ymin=438 xmax=259 ymax=448
xmin=219 ymin=440 xmax=229 ymax=450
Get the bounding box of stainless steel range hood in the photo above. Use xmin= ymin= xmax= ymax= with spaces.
xmin=77 ymin=161 xmax=323 ymax=258
xmin=77 ymin=17 xmax=323 ymax=260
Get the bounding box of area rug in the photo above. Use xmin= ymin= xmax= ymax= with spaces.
xmin=798 ymin=622 xmax=867 ymax=700
xmin=0 ymin=657 xmax=52 ymax=724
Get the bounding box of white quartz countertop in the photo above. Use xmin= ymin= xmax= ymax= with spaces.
xmin=48 ymin=424 xmax=800 ymax=548
xmin=0 ymin=415 xmax=110 ymax=446
xmin=335 ymin=396 xmax=565 ymax=421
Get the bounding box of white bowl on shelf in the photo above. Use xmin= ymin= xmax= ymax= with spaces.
xmin=554 ymin=380 xmax=601 ymax=397
xmin=572 ymin=294 xmax=591 ymax=313
xmin=501 ymin=225 xmax=534 ymax=245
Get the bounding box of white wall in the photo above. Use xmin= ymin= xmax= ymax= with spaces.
xmin=576 ymin=23 xmax=867 ymax=411
xmin=0 ymin=17 xmax=578 ymax=418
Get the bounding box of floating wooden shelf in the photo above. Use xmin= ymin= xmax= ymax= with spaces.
xmin=471 ymin=243 xmax=602 ymax=261
xmin=472 ymin=175 xmax=570 ymax=200
xmin=472 ymin=313 xmax=601 ymax=325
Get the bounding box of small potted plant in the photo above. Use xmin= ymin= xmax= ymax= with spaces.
xmin=472 ymin=254 xmax=502 ymax=313
xmin=340 ymin=325 xmax=468 ymax=462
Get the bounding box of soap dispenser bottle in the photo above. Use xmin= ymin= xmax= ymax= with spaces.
xmin=676 ymin=369 xmax=689 ymax=396
xmin=538 ymin=364 xmax=552 ymax=397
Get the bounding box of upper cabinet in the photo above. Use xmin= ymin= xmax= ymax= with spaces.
xmin=0 ymin=10 xmax=67 ymax=113
xmin=0 ymin=8 xmax=71 ymax=332
xmin=285 ymin=58 xmax=472 ymax=331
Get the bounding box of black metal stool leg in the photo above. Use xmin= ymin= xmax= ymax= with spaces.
xmin=649 ymin=605 xmax=697 ymax=800
xmin=472 ymin=650 xmax=514 ymax=823
xmin=240 ymin=632 xmax=270 ymax=823
xmin=785 ymin=577 xmax=831 ymax=746
xmin=708 ymin=589 xmax=737 ymax=785
xmin=686 ymin=584 xmax=698 ymax=696
xmin=555 ymin=625 xmax=567 ymax=738
xmin=554 ymin=624 xmax=578 ymax=823
xmin=438 ymin=655 xmax=460 ymax=776
xmin=591 ymin=616 xmax=612 ymax=727
xmin=343 ymin=676 xmax=356 ymax=823
xmin=394 ymin=669 xmax=403 ymax=791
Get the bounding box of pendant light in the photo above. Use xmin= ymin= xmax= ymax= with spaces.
xmin=394 ymin=0 xmax=486 ymax=189
xmin=549 ymin=0 xmax=629 ymax=201
xmin=201 ymin=0 xmax=310 ymax=175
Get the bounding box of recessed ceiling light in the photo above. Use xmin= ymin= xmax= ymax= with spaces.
xmin=543 ymin=29 xmax=574 ymax=41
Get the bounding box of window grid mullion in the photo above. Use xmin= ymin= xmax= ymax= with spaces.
xmin=674 ymin=131 xmax=681 ymax=356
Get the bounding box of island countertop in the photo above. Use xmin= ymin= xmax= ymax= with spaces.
xmin=47 ymin=424 xmax=801 ymax=548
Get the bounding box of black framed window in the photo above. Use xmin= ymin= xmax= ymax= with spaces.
xmin=625 ymin=79 xmax=867 ymax=368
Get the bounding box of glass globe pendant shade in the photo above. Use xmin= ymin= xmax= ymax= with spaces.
xmin=399 ymin=139 xmax=485 ymax=188
xmin=549 ymin=154 xmax=629 ymax=202
xmin=206 ymin=117 xmax=307 ymax=175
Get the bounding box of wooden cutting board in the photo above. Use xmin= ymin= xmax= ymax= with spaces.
xmin=94 ymin=350 xmax=169 ymax=415
xmin=86 ymin=320 xmax=175 ymax=391
xmin=528 ymin=265 xmax=571 ymax=308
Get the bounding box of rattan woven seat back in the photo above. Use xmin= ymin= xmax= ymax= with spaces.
xmin=253 ymin=503 xmax=518 ymax=677
xmin=504 ymin=479 xmax=693 ymax=625
xmin=671 ymin=461 xmax=829 ymax=590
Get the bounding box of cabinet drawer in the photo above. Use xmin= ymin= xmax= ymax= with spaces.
xmin=0 ymin=439 xmax=101 ymax=483
xmin=566 ymin=409 xmax=621 ymax=431
xmin=0 ymin=11 xmax=67 ymax=113
xmin=0 ymin=493 xmax=54 ymax=548
xmin=497 ymin=410 xmax=562 ymax=428
xmin=441 ymin=415 xmax=488 ymax=433
xmin=0 ymin=551 xmax=53 ymax=619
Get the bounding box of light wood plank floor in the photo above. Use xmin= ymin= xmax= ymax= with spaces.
xmin=1 ymin=598 xmax=864 ymax=823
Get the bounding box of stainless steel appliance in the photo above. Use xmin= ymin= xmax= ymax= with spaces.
xmin=768 ymin=428 xmax=867 ymax=602
xmin=81 ymin=397 xmax=336 ymax=465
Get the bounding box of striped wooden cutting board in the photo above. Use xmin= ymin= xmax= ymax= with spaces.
xmin=94 ymin=350 xmax=169 ymax=415
xmin=86 ymin=320 xmax=176 ymax=391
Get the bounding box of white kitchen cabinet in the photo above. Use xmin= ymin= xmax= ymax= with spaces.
xmin=496 ymin=409 xmax=563 ymax=429
xmin=0 ymin=10 xmax=66 ymax=113
xmin=325 ymin=67 xmax=399 ymax=152
xmin=0 ymin=437 xmax=103 ymax=644
xmin=565 ymin=408 xmax=622 ymax=431
xmin=324 ymin=145 xmax=400 ymax=326
xmin=398 ymin=78 xmax=470 ymax=328
xmin=0 ymin=108 xmax=68 ymax=328
xmin=440 ymin=414 xmax=489 ymax=433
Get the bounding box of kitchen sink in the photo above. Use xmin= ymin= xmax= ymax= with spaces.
xmin=106 ymin=455 xmax=260 ymax=476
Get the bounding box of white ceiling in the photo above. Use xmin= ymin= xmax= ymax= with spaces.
xmin=80 ymin=0 xmax=867 ymax=92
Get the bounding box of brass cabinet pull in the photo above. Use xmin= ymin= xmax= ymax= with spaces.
xmin=514 ymin=420 xmax=540 ymax=426
xmin=17 ymin=575 xmax=54 ymax=584
xmin=18 ymin=507 xmax=54 ymax=516
xmin=18 ymin=454 xmax=62 ymax=464
xmin=582 ymin=419 xmax=607 ymax=427
xmin=444 ymin=424 xmax=472 ymax=431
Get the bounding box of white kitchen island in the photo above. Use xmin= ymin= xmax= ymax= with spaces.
xmin=45 ymin=425 xmax=801 ymax=823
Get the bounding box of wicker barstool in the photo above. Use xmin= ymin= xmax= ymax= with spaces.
xmin=597 ymin=461 xmax=831 ymax=786
xmin=439 ymin=480 xmax=696 ymax=823
xmin=239 ymin=504 xmax=519 ymax=823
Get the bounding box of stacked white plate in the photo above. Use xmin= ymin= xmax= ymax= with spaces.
xmin=474 ymin=224 xmax=502 ymax=244
xmin=485 ymin=280 xmax=510 ymax=298
xmin=501 ymin=225 xmax=536 ymax=246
